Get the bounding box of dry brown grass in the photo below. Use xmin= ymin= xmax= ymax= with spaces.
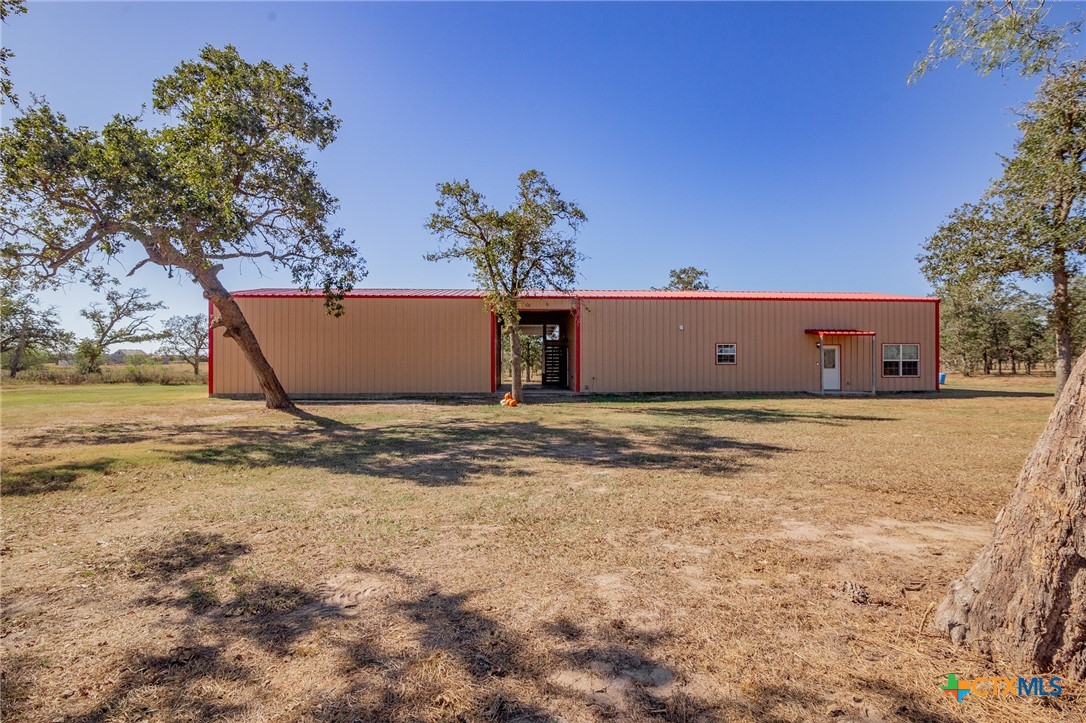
xmin=1 ymin=375 xmax=1079 ymax=722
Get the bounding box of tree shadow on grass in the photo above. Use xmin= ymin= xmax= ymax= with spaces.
xmin=168 ymin=419 xmax=789 ymax=486
xmin=66 ymin=637 xmax=252 ymax=723
xmin=0 ymin=458 xmax=118 ymax=496
xmin=63 ymin=530 xmax=345 ymax=721
xmin=930 ymin=387 xmax=1052 ymax=400
xmin=853 ymin=676 xmax=960 ymax=723
xmin=615 ymin=405 xmax=898 ymax=426
xmin=0 ymin=651 xmax=45 ymax=716
xmin=18 ymin=422 xmax=211 ymax=449
xmin=129 ymin=531 xmax=335 ymax=656
xmin=130 ymin=530 xmax=252 ymax=580
xmin=313 ymin=569 xmax=724 ymax=721
xmin=34 ymin=532 xmax=961 ymax=723
xmin=17 ymin=416 xmax=790 ymax=487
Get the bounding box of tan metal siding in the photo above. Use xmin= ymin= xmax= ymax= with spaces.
xmin=212 ymin=295 xmax=937 ymax=396
xmin=578 ymin=299 xmax=936 ymax=393
xmin=212 ymin=296 xmax=491 ymax=395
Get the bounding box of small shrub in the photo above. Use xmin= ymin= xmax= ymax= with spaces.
xmin=21 ymin=367 xmax=69 ymax=384
xmin=124 ymin=356 xmax=155 ymax=384
xmin=74 ymin=340 xmax=105 ymax=374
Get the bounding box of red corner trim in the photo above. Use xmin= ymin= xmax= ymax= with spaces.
xmin=490 ymin=312 xmax=497 ymax=393
xmin=935 ymin=299 xmax=941 ymax=391
xmin=207 ymin=299 xmax=215 ymax=396
xmin=575 ymin=300 xmax=582 ymax=392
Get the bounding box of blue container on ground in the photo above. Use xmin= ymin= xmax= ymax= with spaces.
xmin=939 ymin=372 xmax=947 ymax=384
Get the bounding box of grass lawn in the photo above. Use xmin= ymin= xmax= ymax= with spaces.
xmin=0 ymin=376 xmax=1076 ymax=722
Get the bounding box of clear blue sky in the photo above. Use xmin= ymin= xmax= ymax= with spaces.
xmin=4 ymin=1 xmax=1062 ymax=344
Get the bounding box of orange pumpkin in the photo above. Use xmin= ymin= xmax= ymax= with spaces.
xmin=503 ymin=392 xmax=513 ymax=400
xmin=508 ymin=399 xmax=518 ymax=407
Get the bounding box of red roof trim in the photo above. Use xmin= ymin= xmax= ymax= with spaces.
xmin=804 ymin=329 xmax=878 ymax=336
xmin=231 ymin=288 xmax=937 ymax=303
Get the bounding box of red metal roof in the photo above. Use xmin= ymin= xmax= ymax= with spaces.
xmin=804 ymin=329 xmax=878 ymax=336
xmin=232 ymin=288 xmax=936 ymax=302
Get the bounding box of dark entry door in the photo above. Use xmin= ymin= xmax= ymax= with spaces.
xmin=542 ymin=324 xmax=568 ymax=388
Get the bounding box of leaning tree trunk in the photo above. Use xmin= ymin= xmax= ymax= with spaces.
xmin=198 ymin=269 xmax=295 ymax=412
xmin=509 ymin=327 xmax=524 ymax=403
xmin=935 ymin=348 xmax=1086 ymax=680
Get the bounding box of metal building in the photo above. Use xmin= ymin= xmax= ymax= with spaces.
xmin=209 ymin=289 xmax=939 ymax=397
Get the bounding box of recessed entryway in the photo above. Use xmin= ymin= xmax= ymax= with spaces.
xmin=496 ymin=310 xmax=575 ymax=392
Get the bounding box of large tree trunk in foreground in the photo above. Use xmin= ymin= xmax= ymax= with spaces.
xmin=199 ymin=269 xmax=295 ymax=412
xmin=509 ymin=327 xmax=524 ymax=403
xmin=935 ymin=349 xmax=1086 ymax=679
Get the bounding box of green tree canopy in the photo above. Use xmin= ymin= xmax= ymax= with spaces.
xmin=919 ymin=2 xmax=1086 ymax=679
xmin=425 ymin=169 xmax=585 ymax=402
xmin=656 ymin=266 xmax=711 ymax=291
xmin=0 ymin=0 xmax=27 ymax=106
xmin=910 ymin=0 xmax=1081 ymax=82
xmin=920 ymin=60 xmax=1086 ymax=393
xmin=82 ymin=287 xmax=165 ymax=349
xmin=0 ymin=282 xmax=72 ymax=377
xmin=0 ymin=44 xmax=363 ymax=409
xmin=73 ymin=287 xmax=164 ymax=373
xmin=936 ymin=278 xmax=1050 ymax=375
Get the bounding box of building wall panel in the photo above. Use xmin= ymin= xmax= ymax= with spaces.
xmin=212 ymin=296 xmax=492 ymax=395
xmin=578 ymin=299 xmax=937 ymax=393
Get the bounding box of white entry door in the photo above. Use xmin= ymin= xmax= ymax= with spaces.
xmin=822 ymin=345 xmax=841 ymax=391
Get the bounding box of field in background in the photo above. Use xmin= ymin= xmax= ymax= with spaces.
xmin=1 ymin=376 xmax=1075 ymax=722
xmin=4 ymin=362 xmax=207 ymax=386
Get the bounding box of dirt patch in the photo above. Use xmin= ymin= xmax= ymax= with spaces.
xmin=766 ymin=516 xmax=993 ymax=560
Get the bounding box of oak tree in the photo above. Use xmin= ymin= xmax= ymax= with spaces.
xmin=935 ymin=347 xmax=1086 ymax=680
xmin=920 ymin=61 xmax=1086 ymax=396
xmin=0 ymin=283 xmax=71 ymax=377
xmin=656 ymin=266 xmax=711 ymax=291
xmin=917 ymin=0 xmax=1086 ymax=680
xmin=159 ymin=314 xmax=209 ymax=375
xmin=75 ymin=287 xmax=164 ymax=373
xmin=0 ymin=45 xmax=363 ymax=410
xmin=426 ymin=170 xmax=585 ymax=403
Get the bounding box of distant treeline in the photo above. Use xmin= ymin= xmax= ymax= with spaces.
xmin=937 ymin=277 xmax=1085 ymax=376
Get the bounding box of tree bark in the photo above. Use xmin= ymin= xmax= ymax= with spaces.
xmin=510 ymin=326 xmax=524 ymax=403
xmin=198 ymin=269 xmax=295 ymax=411
xmin=1052 ymin=256 xmax=1073 ymax=397
xmin=934 ymin=348 xmax=1086 ymax=680
xmin=9 ymin=315 xmax=28 ymax=378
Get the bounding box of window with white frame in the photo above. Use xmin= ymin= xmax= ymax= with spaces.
xmin=715 ymin=343 xmax=737 ymax=365
xmin=883 ymin=343 xmax=919 ymax=377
